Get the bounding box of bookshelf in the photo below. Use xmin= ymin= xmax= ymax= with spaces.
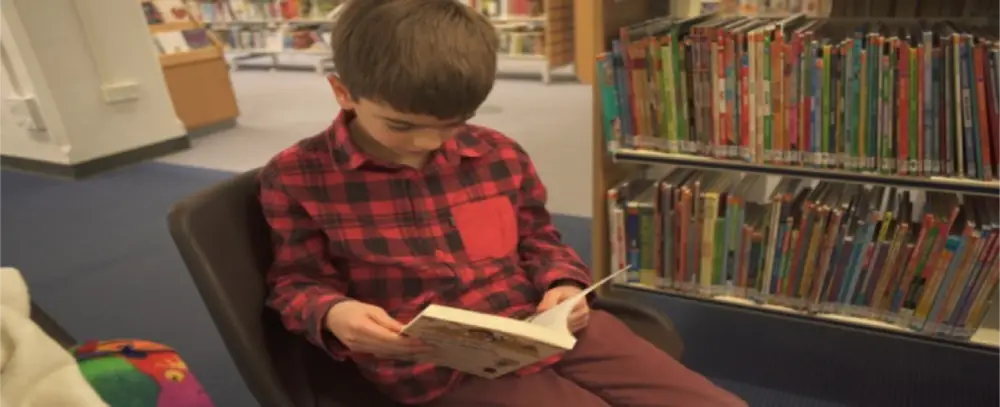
xmin=146 ymin=9 xmax=240 ymax=132
xmin=589 ymin=2 xmax=1000 ymax=353
xmin=469 ymin=0 xmax=574 ymax=84
xmin=151 ymin=0 xmax=573 ymax=81
xmin=178 ymin=0 xmax=340 ymax=73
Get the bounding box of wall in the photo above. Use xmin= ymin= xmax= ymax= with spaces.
xmin=0 ymin=0 xmax=185 ymax=165
xmin=0 ymin=7 xmax=69 ymax=164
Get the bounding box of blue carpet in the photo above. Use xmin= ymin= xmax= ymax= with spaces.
xmin=2 ymin=163 xmax=997 ymax=407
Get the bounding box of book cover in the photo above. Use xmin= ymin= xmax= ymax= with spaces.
xmin=182 ymin=28 xmax=213 ymax=50
xmin=154 ymin=31 xmax=191 ymax=54
xmin=402 ymin=267 xmax=628 ymax=378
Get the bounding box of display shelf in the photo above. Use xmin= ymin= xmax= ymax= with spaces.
xmin=461 ymin=0 xmax=573 ymax=83
xmin=159 ymin=46 xmax=224 ymax=68
xmin=613 ymin=282 xmax=1000 ymax=353
xmin=169 ymin=0 xmax=341 ymax=74
xmin=205 ymin=18 xmax=334 ymax=73
xmin=149 ymin=20 xmax=201 ymax=33
xmin=612 ymin=149 xmax=1000 ymax=197
xmin=146 ymin=2 xmax=240 ymax=131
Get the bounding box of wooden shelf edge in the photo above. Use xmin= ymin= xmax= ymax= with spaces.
xmin=149 ymin=21 xmax=201 ymax=33
xmin=160 ymin=47 xmax=225 ymax=68
xmin=613 ymin=282 xmax=1000 ymax=352
xmin=613 ymin=148 xmax=1000 ymax=196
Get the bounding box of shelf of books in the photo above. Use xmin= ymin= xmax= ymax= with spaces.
xmin=144 ymin=2 xmax=240 ymax=132
xmin=590 ymin=10 xmax=1000 ymax=352
xmin=148 ymin=0 xmax=339 ymax=73
xmin=467 ymin=0 xmax=573 ymax=83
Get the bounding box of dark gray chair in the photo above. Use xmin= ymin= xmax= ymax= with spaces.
xmin=167 ymin=169 xmax=685 ymax=407
xmin=31 ymin=302 xmax=76 ymax=349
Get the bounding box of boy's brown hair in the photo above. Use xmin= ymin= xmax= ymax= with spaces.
xmin=330 ymin=0 xmax=499 ymax=120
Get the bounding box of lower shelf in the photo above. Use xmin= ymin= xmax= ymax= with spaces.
xmin=613 ymin=282 xmax=1000 ymax=352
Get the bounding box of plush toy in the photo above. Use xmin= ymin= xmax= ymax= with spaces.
xmin=72 ymin=339 xmax=215 ymax=407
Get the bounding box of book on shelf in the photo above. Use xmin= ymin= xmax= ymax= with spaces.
xmin=144 ymin=0 xmax=193 ymax=24
xmin=184 ymin=0 xmax=343 ymax=23
xmin=151 ymin=27 xmax=218 ymax=55
xmin=595 ymin=15 xmax=1000 ymax=182
xmin=182 ymin=29 xmax=215 ymax=50
xmin=717 ymin=0 xmax=829 ymax=17
xmin=400 ymin=267 xmax=627 ymax=378
xmin=498 ymin=29 xmax=545 ymax=57
xmin=607 ymin=168 xmax=1000 ymax=342
xmin=462 ymin=0 xmax=543 ymax=18
xmin=209 ymin=23 xmax=331 ymax=53
xmin=154 ymin=31 xmax=192 ymax=54
xmin=142 ymin=1 xmax=165 ymax=24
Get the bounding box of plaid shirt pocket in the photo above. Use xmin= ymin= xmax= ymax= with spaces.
xmin=450 ymin=196 xmax=518 ymax=262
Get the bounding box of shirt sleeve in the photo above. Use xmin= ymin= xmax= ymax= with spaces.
xmin=259 ymin=167 xmax=352 ymax=360
xmin=513 ymin=147 xmax=593 ymax=293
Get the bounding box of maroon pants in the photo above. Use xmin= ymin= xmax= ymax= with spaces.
xmin=427 ymin=310 xmax=747 ymax=407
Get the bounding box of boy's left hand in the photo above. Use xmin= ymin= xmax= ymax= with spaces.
xmin=537 ymin=284 xmax=589 ymax=332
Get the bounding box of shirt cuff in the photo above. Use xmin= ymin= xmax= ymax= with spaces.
xmin=312 ymin=295 xmax=353 ymax=361
xmin=533 ymin=265 xmax=592 ymax=295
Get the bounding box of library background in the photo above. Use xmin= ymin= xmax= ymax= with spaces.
xmin=1 ymin=0 xmax=999 ymax=406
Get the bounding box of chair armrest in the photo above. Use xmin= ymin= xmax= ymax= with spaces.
xmin=592 ymin=297 xmax=685 ymax=360
xmin=30 ymin=301 xmax=76 ymax=349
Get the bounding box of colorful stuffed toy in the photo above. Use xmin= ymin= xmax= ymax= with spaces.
xmin=71 ymin=339 xmax=215 ymax=407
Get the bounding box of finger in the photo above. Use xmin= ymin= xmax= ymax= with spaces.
xmin=537 ymin=294 xmax=560 ymax=312
xmin=538 ymin=297 xmax=557 ymax=312
xmin=568 ymin=308 xmax=589 ymax=330
xmin=361 ymin=324 xmax=432 ymax=353
xmin=368 ymin=309 xmax=405 ymax=333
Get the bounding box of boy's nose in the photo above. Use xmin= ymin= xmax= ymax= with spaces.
xmin=413 ymin=135 xmax=445 ymax=151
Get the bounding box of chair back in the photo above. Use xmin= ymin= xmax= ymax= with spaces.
xmin=168 ymin=169 xmax=305 ymax=407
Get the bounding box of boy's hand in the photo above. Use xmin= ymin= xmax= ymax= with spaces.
xmin=537 ymin=285 xmax=590 ymax=332
xmin=325 ymin=300 xmax=433 ymax=358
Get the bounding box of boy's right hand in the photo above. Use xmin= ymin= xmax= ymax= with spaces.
xmin=325 ymin=300 xmax=432 ymax=358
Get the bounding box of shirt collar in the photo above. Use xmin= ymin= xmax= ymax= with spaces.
xmin=327 ymin=109 xmax=491 ymax=171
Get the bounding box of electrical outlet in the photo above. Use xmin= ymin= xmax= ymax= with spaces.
xmin=100 ymin=81 xmax=140 ymax=104
xmin=6 ymin=95 xmax=47 ymax=131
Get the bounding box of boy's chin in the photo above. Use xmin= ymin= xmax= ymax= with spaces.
xmin=398 ymin=146 xmax=440 ymax=156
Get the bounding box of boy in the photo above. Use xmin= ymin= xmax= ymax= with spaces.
xmin=258 ymin=1 xmax=746 ymax=406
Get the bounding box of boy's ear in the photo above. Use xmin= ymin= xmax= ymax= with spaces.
xmin=326 ymin=75 xmax=355 ymax=109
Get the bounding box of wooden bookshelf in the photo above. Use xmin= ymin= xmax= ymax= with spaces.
xmin=148 ymin=17 xmax=240 ymax=131
xmin=589 ymin=2 xmax=1000 ymax=352
xmin=449 ymin=1 xmax=576 ymax=83
xmin=575 ymin=0 xmax=653 ymax=85
xmin=541 ymin=0 xmax=573 ymax=83
xmin=150 ymin=0 xmax=340 ymax=73
xmin=589 ymin=0 xmax=655 ymax=294
xmin=613 ymin=149 xmax=1000 ymax=197
xmin=189 ymin=1 xmax=574 ymax=81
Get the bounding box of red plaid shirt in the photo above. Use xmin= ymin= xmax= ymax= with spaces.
xmin=258 ymin=111 xmax=592 ymax=405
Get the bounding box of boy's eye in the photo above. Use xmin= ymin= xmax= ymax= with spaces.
xmin=387 ymin=124 xmax=415 ymax=132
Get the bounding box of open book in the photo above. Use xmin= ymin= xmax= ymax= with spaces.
xmin=401 ymin=266 xmax=629 ymax=378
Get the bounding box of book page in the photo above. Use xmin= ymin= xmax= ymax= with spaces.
xmin=402 ymin=306 xmax=573 ymax=378
xmin=528 ymin=266 xmax=630 ymax=331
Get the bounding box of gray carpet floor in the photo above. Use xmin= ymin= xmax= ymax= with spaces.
xmin=2 ymin=69 xmax=997 ymax=406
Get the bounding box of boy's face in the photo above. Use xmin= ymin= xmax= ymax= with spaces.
xmin=328 ymin=76 xmax=469 ymax=162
